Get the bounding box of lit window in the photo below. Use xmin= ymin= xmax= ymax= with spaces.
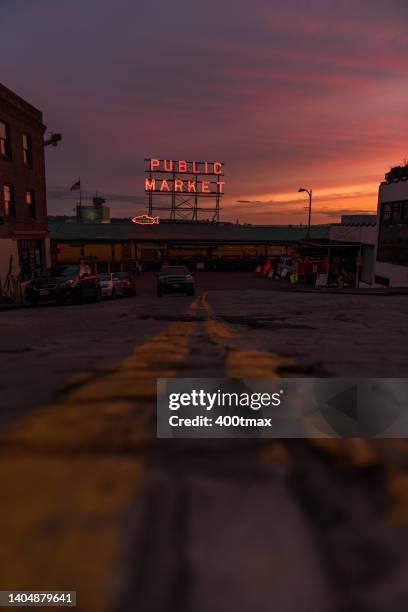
xmin=26 ymin=190 xmax=36 ymax=218
xmin=23 ymin=133 xmax=33 ymax=166
xmin=3 ymin=184 xmax=16 ymax=217
xmin=0 ymin=121 xmax=12 ymax=158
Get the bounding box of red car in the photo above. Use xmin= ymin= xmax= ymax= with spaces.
xmin=115 ymin=271 xmax=136 ymax=297
xmin=25 ymin=263 xmax=101 ymax=306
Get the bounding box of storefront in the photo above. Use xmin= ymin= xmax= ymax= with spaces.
xmin=49 ymin=222 xmax=329 ymax=272
xmin=17 ymin=237 xmax=47 ymax=279
xmin=328 ymin=218 xmax=376 ymax=287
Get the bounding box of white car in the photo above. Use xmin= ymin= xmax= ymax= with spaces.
xmin=98 ymin=273 xmax=126 ymax=298
xmin=277 ymin=257 xmax=296 ymax=278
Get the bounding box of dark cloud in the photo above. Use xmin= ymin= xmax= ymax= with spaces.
xmin=312 ymin=208 xmax=377 ymax=220
xmin=236 ymin=200 xmax=265 ymax=205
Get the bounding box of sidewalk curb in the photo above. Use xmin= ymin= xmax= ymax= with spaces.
xmin=257 ymin=277 xmax=408 ymax=296
xmin=294 ymin=288 xmax=408 ymax=296
xmin=0 ymin=303 xmax=27 ymax=312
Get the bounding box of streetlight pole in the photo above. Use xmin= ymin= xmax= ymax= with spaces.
xmin=298 ymin=187 xmax=312 ymax=238
xmin=44 ymin=133 xmax=62 ymax=147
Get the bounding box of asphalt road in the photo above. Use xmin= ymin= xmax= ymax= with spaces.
xmin=2 ymin=270 xmax=408 ymax=423
xmin=1 ymin=271 xmax=408 ymax=612
xmin=0 ymin=287 xmax=172 ymax=425
xmin=0 ymin=271 xmax=289 ymax=425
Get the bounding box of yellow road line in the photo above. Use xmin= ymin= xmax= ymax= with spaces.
xmin=201 ymin=292 xmax=239 ymax=339
xmin=203 ymin=292 xmax=408 ymax=524
xmin=2 ymin=321 xmax=195 ymax=452
xmin=200 ymin=291 xmax=395 ymax=482
xmin=0 ymin=456 xmax=143 ymax=612
xmin=200 ymin=291 xmax=295 ymax=375
xmin=200 ymin=291 xmax=289 ymax=464
xmin=0 ymin=313 xmax=199 ymax=611
xmin=225 ymin=350 xmax=295 ymax=378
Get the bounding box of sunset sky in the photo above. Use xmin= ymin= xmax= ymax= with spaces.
xmin=1 ymin=0 xmax=408 ymax=224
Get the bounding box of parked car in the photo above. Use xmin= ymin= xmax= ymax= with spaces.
xmin=98 ymin=273 xmax=126 ymax=298
xmin=26 ymin=263 xmax=101 ymax=306
xmin=157 ymin=265 xmax=195 ymax=297
xmin=115 ymin=271 xmax=136 ymax=297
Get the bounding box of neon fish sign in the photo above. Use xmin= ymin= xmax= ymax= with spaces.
xmin=132 ymin=214 xmax=160 ymax=225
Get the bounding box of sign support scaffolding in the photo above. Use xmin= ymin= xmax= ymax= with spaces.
xmin=145 ymin=159 xmax=224 ymax=223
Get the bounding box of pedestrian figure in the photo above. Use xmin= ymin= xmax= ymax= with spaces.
xmin=290 ymin=271 xmax=298 ymax=288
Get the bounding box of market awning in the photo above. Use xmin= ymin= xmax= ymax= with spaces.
xmin=12 ymin=230 xmax=49 ymax=239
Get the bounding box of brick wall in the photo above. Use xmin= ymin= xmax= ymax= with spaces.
xmin=0 ymin=83 xmax=47 ymax=240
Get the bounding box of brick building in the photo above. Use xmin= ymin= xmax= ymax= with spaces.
xmin=0 ymin=83 xmax=49 ymax=287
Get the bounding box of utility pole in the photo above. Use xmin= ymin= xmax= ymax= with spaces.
xmin=298 ymin=187 xmax=313 ymax=238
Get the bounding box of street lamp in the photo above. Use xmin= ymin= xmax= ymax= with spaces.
xmin=44 ymin=132 xmax=62 ymax=147
xmin=298 ymin=187 xmax=312 ymax=238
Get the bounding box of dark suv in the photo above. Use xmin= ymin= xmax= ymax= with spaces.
xmin=157 ymin=266 xmax=195 ymax=297
xmin=26 ymin=263 xmax=101 ymax=306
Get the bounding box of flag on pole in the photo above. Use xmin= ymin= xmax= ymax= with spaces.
xmin=70 ymin=179 xmax=81 ymax=191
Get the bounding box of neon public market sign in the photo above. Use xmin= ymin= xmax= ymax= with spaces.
xmin=145 ymin=159 xmax=225 ymax=194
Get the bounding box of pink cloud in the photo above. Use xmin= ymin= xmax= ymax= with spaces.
xmin=2 ymin=0 xmax=407 ymax=223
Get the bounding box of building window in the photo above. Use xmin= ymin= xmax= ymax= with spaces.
xmin=392 ymin=202 xmax=402 ymax=221
xmin=378 ymin=201 xmax=408 ymax=265
xmin=0 ymin=120 xmax=12 ymax=159
xmin=25 ymin=189 xmax=36 ymax=218
xmin=382 ymin=203 xmax=391 ymax=221
xmin=22 ymin=133 xmax=33 ymax=166
xmin=3 ymin=184 xmax=16 ymax=218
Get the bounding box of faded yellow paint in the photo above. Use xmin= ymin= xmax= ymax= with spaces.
xmin=308 ymin=438 xmax=378 ymax=468
xmin=0 ymin=456 xmax=143 ymax=612
xmin=0 ymin=317 xmax=197 ymax=610
xmin=387 ymin=471 xmax=408 ymax=525
xmin=261 ymin=442 xmax=289 ymax=465
xmin=226 ymin=350 xmax=294 ymax=378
